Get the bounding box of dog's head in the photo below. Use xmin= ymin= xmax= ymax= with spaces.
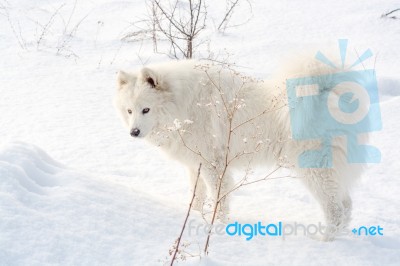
xmin=113 ymin=67 xmax=173 ymax=139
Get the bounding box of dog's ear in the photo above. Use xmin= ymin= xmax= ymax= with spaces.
xmin=141 ymin=67 xmax=165 ymax=90
xmin=117 ymin=70 xmax=136 ymax=90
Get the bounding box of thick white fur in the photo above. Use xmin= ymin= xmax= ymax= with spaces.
xmin=114 ymin=59 xmax=366 ymax=240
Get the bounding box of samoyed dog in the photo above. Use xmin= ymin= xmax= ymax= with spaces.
xmin=114 ymin=59 xmax=368 ymax=240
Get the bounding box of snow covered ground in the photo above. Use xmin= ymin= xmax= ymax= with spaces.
xmin=0 ymin=0 xmax=399 ymax=265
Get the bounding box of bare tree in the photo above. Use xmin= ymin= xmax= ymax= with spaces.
xmin=152 ymin=0 xmax=207 ymax=59
xmin=122 ymin=0 xmax=250 ymax=59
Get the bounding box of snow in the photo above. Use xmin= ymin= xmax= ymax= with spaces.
xmin=0 ymin=0 xmax=399 ymax=265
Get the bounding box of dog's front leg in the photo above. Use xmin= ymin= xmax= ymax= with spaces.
xmin=188 ymin=167 xmax=207 ymax=212
xmin=202 ymin=165 xmax=233 ymax=222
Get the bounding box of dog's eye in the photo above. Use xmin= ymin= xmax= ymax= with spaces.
xmin=127 ymin=109 xmax=132 ymax=114
xmin=142 ymin=108 xmax=150 ymax=114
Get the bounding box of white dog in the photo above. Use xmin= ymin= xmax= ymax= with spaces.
xmin=114 ymin=59 xmax=367 ymax=240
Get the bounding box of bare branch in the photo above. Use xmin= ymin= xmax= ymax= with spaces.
xmin=218 ymin=166 xmax=293 ymax=202
xmin=218 ymin=0 xmax=253 ymax=32
xmin=177 ymin=130 xmax=215 ymax=168
xmin=3 ymin=4 xmax=27 ymax=50
xmin=217 ymin=0 xmax=239 ymax=31
xmin=381 ymin=8 xmax=400 ymax=19
xmin=154 ymin=0 xmax=189 ymax=36
xmin=37 ymin=4 xmax=65 ymax=50
xmin=170 ymin=163 xmax=202 ymax=266
xmin=231 ymin=103 xmax=287 ymax=132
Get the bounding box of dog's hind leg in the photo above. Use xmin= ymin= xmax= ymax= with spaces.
xmin=300 ymin=168 xmax=349 ymax=241
xmin=342 ymin=190 xmax=353 ymax=228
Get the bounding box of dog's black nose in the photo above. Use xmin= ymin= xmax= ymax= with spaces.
xmin=130 ymin=128 xmax=140 ymax=137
